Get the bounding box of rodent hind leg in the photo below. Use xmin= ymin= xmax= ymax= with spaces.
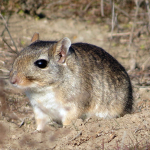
xmin=62 ymin=108 xmax=82 ymax=126
xmin=33 ymin=107 xmax=50 ymax=131
xmin=95 ymin=104 xmax=125 ymax=119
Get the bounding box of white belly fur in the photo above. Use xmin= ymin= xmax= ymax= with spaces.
xmin=25 ymin=87 xmax=67 ymax=122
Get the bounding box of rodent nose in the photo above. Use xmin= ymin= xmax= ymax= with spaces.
xmin=10 ymin=77 xmax=18 ymax=84
xmin=10 ymin=71 xmax=18 ymax=85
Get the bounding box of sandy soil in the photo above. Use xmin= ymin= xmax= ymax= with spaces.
xmin=0 ymin=14 xmax=150 ymax=150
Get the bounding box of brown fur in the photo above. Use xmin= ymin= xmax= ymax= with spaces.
xmin=10 ymin=35 xmax=133 ymax=130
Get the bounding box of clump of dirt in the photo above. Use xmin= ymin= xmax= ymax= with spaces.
xmin=0 ymin=14 xmax=150 ymax=149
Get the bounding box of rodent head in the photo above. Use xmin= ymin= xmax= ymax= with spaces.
xmin=10 ymin=34 xmax=71 ymax=90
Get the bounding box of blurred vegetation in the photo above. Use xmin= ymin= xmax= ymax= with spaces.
xmin=0 ymin=0 xmax=150 ymax=54
xmin=0 ymin=0 xmax=148 ymax=23
xmin=1 ymin=0 xmax=150 ymax=57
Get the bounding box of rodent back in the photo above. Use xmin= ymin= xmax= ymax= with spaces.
xmin=69 ymin=43 xmax=133 ymax=113
xmin=70 ymin=43 xmax=129 ymax=80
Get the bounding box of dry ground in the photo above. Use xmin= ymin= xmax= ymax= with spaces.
xmin=0 ymin=14 xmax=150 ymax=150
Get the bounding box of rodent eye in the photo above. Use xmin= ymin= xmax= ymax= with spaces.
xmin=34 ymin=59 xmax=48 ymax=68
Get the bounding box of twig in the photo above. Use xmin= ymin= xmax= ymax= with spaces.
xmin=108 ymin=32 xmax=131 ymax=37
xmin=135 ymin=128 xmax=142 ymax=133
xmin=19 ymin=119 xmax=25 ymax=128
xmin=114 ymin=3 xmax=131 ymax=19
xmin=128 ymin=0 xmax=139 ymax=50
xmin=0 ymin=13 xmax=18 ymax=53
xmin=0 ymin=68 xmax=9 ymax=73
xmin=70 ymin=131 xmax=82 ymax=141
xmin=2 ymin=38 xmax=17 ymax=54
xmin=110 ymin=0 xmax=115 ymax=40
xmin=83 ymin=2 xmax=92 ymax=12
xmin=120 ymin=131 xmax=126 ymax=149
xmin=46 ymin=0 xmax=70 ymax=9
xmin=0 ymin=15 xmax=11 ymax=37
xmin=0 ymin=76 xmax=9 ymax=79
xmin=145 ymin=0 xmax=150 ymax=30
xmin=101 ymin=0 xmax=104 ymax=17
xmin=84 ymin=117 xmax=91 ymax=125
xmin=126 ymin=0 xmax=140 ymax=72
xmin=141 ymin=57 xmax=150 ymax=70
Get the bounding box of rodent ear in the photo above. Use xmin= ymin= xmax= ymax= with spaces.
xmin=54 ymin=37 xmax=71 ymax=63
xmin=31 ymin=33 xmax=39 ymax=43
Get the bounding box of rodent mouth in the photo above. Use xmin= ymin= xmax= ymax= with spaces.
xmin=26 ymin=76 xmax=37 ymax=81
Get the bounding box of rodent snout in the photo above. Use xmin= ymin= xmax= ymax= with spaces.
xmin=10 ymin=76 xmax=18 ymax=85
xmin=9 ymin=70 xmax=31 ymax=88
xmin=9 ymin=71 xmax=18 ymax=85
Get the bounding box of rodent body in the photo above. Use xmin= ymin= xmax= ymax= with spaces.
xmin=10 ymin=34 xmax=133 ymax=130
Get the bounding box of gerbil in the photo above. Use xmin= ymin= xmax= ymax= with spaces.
xmin=10 ymin=33 xmax=133 ymax=130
